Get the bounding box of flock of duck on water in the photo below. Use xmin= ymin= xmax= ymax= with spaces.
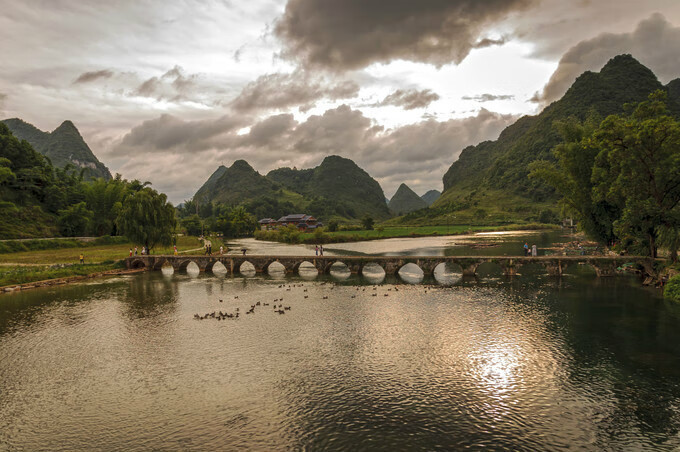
xmin=192 ymin=281 xmax=439 ymax=321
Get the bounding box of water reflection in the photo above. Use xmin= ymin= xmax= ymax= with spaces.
xmin=1 ymin=261 xmax=679 ymax=450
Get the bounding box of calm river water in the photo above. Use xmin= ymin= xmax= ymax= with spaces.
xmin=1 ymin=232 xmax=680 ymax=451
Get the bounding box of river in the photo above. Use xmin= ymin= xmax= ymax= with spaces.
xmin=1 ymin=231 xmax=679 ymax=450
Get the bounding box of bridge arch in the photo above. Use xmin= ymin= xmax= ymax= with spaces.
xmin=237 ymin=260 xmax=257 ymax=276
xmin=266 ymin=260 xmax=287 ymax=276
xmin=516 ymin=262 xmax=549 ymax=276
xmin=130 ymin=259 xmax=146 ymax=269
xmin=361 ymin=262 xmax=386 ymax=284
xmin=177 ymin=260 xmax=197 ymax=272
xmin=476 ymin=261 xmax=504 ymax=278
xmin=293 ymin=261 xmax=319 ymax=278
xmin=434 ymin=262 xmax=463 ymax=285
xmin=211 ymin=261 xmax=228 ymax=274
xmin=398 ymin=263 xmax=424 ymax=284
xmin=562 ymin=261 xmax=598 ymax=276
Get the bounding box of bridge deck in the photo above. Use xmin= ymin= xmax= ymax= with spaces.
xmin=125 ymin=254 xmax=654 ymax=278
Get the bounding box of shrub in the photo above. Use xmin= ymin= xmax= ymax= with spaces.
xmin=664 ymin=275 xmax=680 ymax=302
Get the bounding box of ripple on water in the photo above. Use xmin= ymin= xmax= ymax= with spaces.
xmin=0 ymin=272 xmax=679 ymax=450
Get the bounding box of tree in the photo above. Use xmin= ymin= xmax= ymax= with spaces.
xmin=116 ymin=187 xmax=176 ymax=252
xmin=83 ymin=176 xmax=128 ymax=236
xmin=230 ymin=205 xmax=256 ymax=237
xmin=181 ymin=214 xmax=203 ymax=236
xmin=327 ymin=220 xmax=338 ymax=232
xmin=361 ymin=216 xmax=374 ymax=230
xmin=57 ymin=202 xmax=93 ymax=237
xmin=592 ymin=91 xmax=680 ymax=257
xmin=530 ymin=114 xmax=620 ymax=244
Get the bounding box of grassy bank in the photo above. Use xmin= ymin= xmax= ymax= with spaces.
xmin=0 ymin=236 xmax=129 ymax=254
xmin=0 ymin=235 xmax=215 ymax=266
xmin=0 ymin=261 xmax=126 ymax=287
xmin=256 ymin=223 xmax=559 ymax=244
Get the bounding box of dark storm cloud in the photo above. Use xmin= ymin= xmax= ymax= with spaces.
xmin=229 ymin=71 xmax=359 ymax=112
xmin=462 ymin=94 xmax=515 ymax=102
xmin=274 ymin=0 xmax=534 ymax=70
xmin=376 ymin=89 xmax=440 ymax=110
xmin=532 ymin=13 xmax=680 ymax=105
xmin=119 ymin=114 xmax=247 ymax=151
xmin=73 ymin=69 xmax=114 ymax=84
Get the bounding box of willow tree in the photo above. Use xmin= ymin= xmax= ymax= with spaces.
xmin=116 ymin=187 xmax=176 ymax=252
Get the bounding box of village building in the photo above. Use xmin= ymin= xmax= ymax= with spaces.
xmin=258 ymin=214 xmax=323 ymax=231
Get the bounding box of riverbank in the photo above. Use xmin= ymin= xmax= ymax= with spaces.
xmin=0 ymin=235 xmax=212 ymax=289
xmin=0 ymin=264 xmax=145 ymax=293
xmin=255 ymin=223 xmax=559 ymax=244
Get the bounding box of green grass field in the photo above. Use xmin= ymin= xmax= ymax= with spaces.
xmin=0 ymin=262 xmax=127 ymax=287
xmin=0 ymin=235 xmax=216 ymax=265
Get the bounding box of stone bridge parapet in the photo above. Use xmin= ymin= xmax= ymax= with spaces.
xmin=125 ymin=255 xmax=656 ymax=278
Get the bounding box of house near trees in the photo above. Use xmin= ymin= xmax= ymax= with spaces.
xmin=258 ymin=214 xmax=323 ymax=231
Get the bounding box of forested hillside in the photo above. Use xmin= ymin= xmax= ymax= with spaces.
xmin=192 ymin=155 xmax=390 ymax=222
xmin=390 ymin=55 xmax=680 ymax=226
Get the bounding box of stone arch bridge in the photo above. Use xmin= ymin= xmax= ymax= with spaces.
xmin=125 ymin=255 xmax=655 ymax=278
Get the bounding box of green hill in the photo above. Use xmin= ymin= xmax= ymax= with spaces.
xmin=195 ymin=156 xmax=390 ymax=221
xmin=1 ymin=118 xmax=111 ymax=180
xmin=388 ymin=183 xmax=428 ymax=214
xmin=407 ymin=54 xmax=680 ymax=225
xmin=421 ymin=190 xmax=441 ymax=206
xmin=267 ymin=155 xmax=391 ymax=220
xmin=194 ymin=160 xmax=299 ymax=206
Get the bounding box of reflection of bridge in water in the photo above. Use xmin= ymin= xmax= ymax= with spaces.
xmin=126 ymin=255 xmax=655 ymax=278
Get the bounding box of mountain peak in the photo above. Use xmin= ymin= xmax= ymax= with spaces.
xmin=53 ymin=120 xmax=81 ymax=135
xmin=388 ymin=183 xmax=428 ymax=215
xmin=599 ymin=54 xmax=658 ymax=82
xmin=231 ymin=159 xmax=255 ymax=171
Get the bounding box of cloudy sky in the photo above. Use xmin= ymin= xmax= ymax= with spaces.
xmin=2 ymin=0 xmax=680 ymax=203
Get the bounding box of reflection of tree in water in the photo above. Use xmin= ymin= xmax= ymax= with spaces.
xmin=553 ymin=277 xmax=680 ymax=447
xmin=123 ymin=273 xmax=180 ymax=319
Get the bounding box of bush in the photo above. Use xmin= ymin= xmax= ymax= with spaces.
xmin=664 ymin=275 xmax=680 ymax=302
xmin=327 ymin=220 xmax=338 ymax=232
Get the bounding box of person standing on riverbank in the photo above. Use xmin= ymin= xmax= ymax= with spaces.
xmin=531 ymin=244 xmax=537 ymax=257
xmin=173 ymin=245 xmax=178 ymax=256
xmin=524 ymin=242 xmax=529 ymax=256
xmin=79 ymin=253 xmax=84 ymax=264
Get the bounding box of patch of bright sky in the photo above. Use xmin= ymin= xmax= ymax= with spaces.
xmin=348 ymin=42 xmax=557 ymax=129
